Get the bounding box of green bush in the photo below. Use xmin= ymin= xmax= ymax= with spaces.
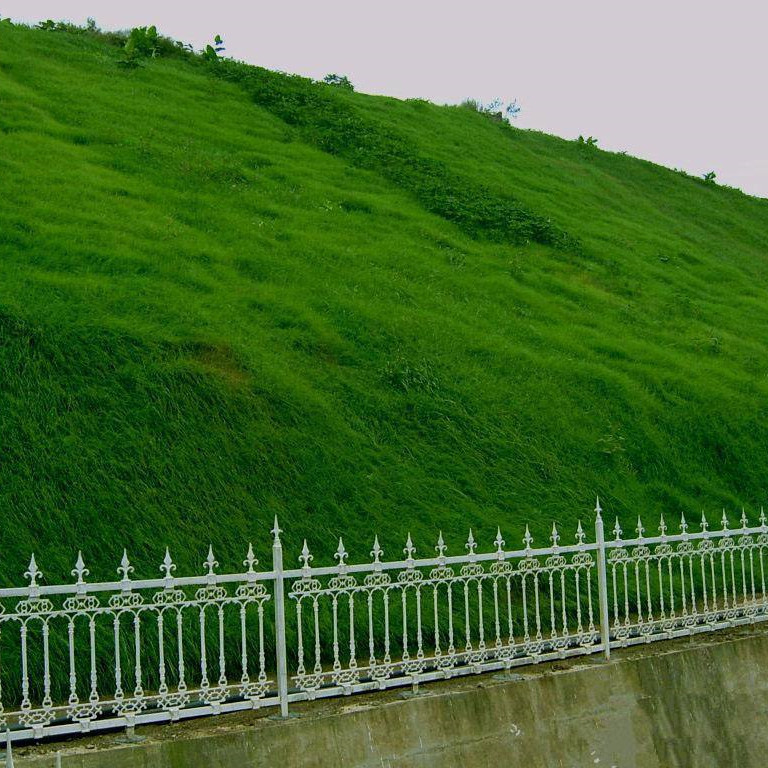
xmin=202 ymin=34 xmax=226 ymax=63
xmin=323 ymin=73 xmax=354 ymax=91
xmin=461 ymin=98 xmax=521 ymax=122
xmin=119 ymin=25 xmax=159 ymax=68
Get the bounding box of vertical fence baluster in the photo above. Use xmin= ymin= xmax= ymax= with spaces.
xmin=240 ymin=603 xmax=249 ymax=688
xmin=368 ymin=591 xmax=377 ymax=669
xmin=176 ymin=609 xmax=186 ymax=694
xmin=272 ymin=518 xmax=289 ymax=717
xmin=157 ymin=612 xmax=167 ymax=695
xmin=383 ymin=590 xmax=392 ymax=668
xmin=492 ymin=577 xmax=501 ymax=651
xmin=433 ymin=584 xmax=442 ymax=660
xmin=595 ymin=498 xmax=611 ymax=660
xmin=257 ymin=601 xmax=267 ymax=689
xmin=348 ymin=590 xmax=357 ymax=671
xmin=66 ymin=617 xmax=77 ymax=709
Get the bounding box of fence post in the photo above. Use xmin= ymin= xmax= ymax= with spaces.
xmin=272 ymin=516 xmax=289 ymax=717
xmin=594 ymin=497 xmax=611 ymax=661
xmin=4 ymin=731 xmax=13 ymax=768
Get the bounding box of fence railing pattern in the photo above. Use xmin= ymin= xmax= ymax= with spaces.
xmin=1 ymin=499 xmax=767 ymax=742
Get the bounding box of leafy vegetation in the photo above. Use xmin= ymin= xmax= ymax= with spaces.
xmin=461 ymin=97 xmax=521 ymax=121
xmin=0 ymin=20 xmax=767 ymax=598
xmin=202 ymin=34 xmax=225 ymax=63
xmin=323 ymin=73 xmax=354 ymax=91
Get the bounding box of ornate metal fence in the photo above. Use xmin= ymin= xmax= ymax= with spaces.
xmin=1 ymin=500 xmax=767 ymax=743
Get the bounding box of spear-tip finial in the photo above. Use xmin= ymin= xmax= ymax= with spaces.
xmin=575 ymin=520 xmax=586 ymax=546
xmin=71 ymin=551 xmax=89 ymax=585
xmin=160 ymin=547 xmax=176 ymax=579
xmin=118 ymin=548 xmax=134 ymax=582
xmin=370 ymin=535 xmax=383 ymax=563
xmin=24 ymin=553 xmax=41 ymax=587
xmin=244 ymin=542 xmax=258 ymax=572
xmin=494 ymin=527 xmax=505 ymax=554
xmin=721 ymin=508 xmax=729 ymax=531
xmin=404 ymin=532 xmax=416 ymax=560
xmin=334 ymin=537 xmax=348 ymax=567
xmin=466 ymin=528 xmax=477 ymax=555
xmin=551 ymin=522 xmax=560 ymax=548
xmin=271 ymin=515 xmax=282 ymax=544
xmin=435 ymin=531 xmax=447 ymax=558
xmin=299 ymin=539 xmax=313 ymax=570
xmin=680 ymin=512 xmax=688 ymax=535
xmin=523 ymin=524 xmax=533 ymax=551
xmin=613 ymin=517 xmax=622 ymax=541
xmin=204 ymin=544 xmax=219 ymax=576
xmin=701 ymin=510 xmax=709 ymax=532
xmin=636 ymin=515 xmax=645 ymax=539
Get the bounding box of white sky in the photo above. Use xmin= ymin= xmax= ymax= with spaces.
xmin=4 ymin=0 xmax=768 ymax=198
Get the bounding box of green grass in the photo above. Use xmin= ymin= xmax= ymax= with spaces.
xmin=2 ymin=21 xmax=768 ymax=590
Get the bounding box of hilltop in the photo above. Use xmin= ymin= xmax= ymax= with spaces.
xmin=1 ymin=21 xmax=768 ymax=582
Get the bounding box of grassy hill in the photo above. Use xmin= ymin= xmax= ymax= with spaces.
xmin=2 ymin=21 xmax=768 ymax=585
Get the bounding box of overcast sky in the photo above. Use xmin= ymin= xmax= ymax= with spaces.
xmin=5 ymin=0 xmax=767 ymax=198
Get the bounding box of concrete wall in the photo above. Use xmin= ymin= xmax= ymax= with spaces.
xmin=14 ymin=625 xmax=768 ymax=767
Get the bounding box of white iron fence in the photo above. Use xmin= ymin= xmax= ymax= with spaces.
xmin=1 ymin=499 xmax=767 ymax=743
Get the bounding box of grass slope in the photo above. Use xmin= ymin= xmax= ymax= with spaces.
xmin=1 ymin=23 xmax=768 ymax=585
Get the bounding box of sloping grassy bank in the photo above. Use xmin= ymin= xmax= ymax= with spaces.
xmin=1 ymin=21 xmax=767 ymax=591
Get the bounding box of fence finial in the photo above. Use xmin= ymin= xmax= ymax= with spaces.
xmin=595 ymin=496 xmax=602 ymax=520
xmin=721 ymin=509 xmax=729 ymax=531
xmin=403 ymin=532 xmax=415 ymax=561
xmin=370 ymin=535 xmax=383 ymax=566
xmin=551 ymin=522 xmax=560 ymax=549
xmin=761 ymin=507 xmax=767 ymax=529
xmin=740 ymin=508 xmax=748 ymax=530
xmin=701 ymin=510 xmax=709 ymax=533
xmin=659 ymin=513 xmax=667 ymax=538
xmin=160 ymin=547 xmax=176 ymax=581
xmin=271 ymin=516 xmax=282 ymax=545
xmin=575 ymin=520 xmax=586 ymax=547
xmin=299 ymin=539 xmax=313 ymax=573
xmin=523 ymin=524 xmax=533 ymax=552
xmin=679 ymin=512 xmax=688 ymax=536
xmin=613 ymin=517 xmax=622 ymax=542
xmin=435 ymin=531 xmax=447 ymax=560
xmin=494 ymin=527 xmax=505 ymax=556
xmin=204 ymin=545 xmax=219 ymax=578
xmin=244 ymin=543 xmax=257 ymax=573
xmin=71 ymin=551 xmax=89 ymax=586
xmin=334 ymin=537 xmax=348 ymax=569
xmin=24 ymin=553 xmax=41 ymax=588
xmin=636 ymin=515 xmax=645 ymax=539
xmin=465 ymin=529 xmax=477 ymax=556
xmin=118 ymin=549 xmax=133 ymax=583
